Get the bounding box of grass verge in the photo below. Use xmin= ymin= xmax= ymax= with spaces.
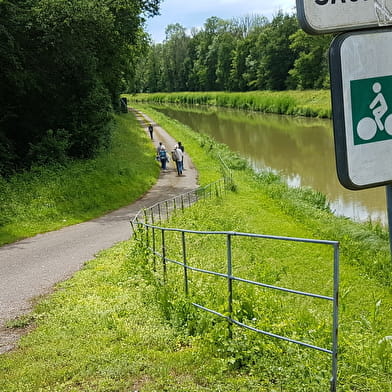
xmin=127 ymin=90 xmax=332 ymax=118
xmin=0 ymin=114 xmax=159 ymax=246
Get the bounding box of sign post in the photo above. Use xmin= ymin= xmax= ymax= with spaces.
xmin=386 ymin=185 xmax=392 ymax=254
xmin=297 ymin=2 xmax=392 ymax=390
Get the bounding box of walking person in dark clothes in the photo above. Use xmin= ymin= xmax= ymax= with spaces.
xmin=148 ymin=124 xmax=154 ymax=140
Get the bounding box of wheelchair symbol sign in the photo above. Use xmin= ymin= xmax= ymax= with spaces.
xmin=351 ymin=75 xmax=392 ymax=145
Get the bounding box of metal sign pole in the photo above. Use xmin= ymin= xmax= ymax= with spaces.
xmin=385 ymin=184 xmax=392 ymax=257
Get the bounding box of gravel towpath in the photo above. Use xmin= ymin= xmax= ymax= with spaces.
xmin=0 ymin=109 xmax=198 ymax=353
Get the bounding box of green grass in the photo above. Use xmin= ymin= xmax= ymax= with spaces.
xmin=0 ymin=114 xmax=159 ymax=246
xmin=0 ymin=106 xmax=391 ymax=391
xmin=127 ymin=90 xmax=332 ymax=118
xmin=156 ymin=175 xmax=392 ymax=391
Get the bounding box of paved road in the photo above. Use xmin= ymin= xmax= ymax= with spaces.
xmin=0 ymin=109 xmax=198 ymax=353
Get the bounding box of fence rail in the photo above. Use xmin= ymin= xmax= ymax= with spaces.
xmin=131 ymin=177 xmax=228 ymax=230
xmin=130 ymin=168 xmax=339 ymax=392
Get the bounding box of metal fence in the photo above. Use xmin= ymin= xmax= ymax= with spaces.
xmin=130 ymin=171 xmax=339 ymax=391
xmin=131 ymin=177 xmax=228 ymax=229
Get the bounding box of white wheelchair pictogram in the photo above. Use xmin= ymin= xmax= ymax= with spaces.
xmin=356 ymin=82 xmax=392 ymax=140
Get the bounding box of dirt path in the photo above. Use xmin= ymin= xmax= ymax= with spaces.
xmin=0 ymin=109 xmax=198 ymax=354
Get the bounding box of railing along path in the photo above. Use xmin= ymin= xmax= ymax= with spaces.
xmin=130 ymin=161 xmax=339 ymax=392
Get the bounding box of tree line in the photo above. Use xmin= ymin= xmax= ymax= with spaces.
xmin=134 ymin=12 xmax=332 ymax=94
xmin=1 ymin=4 xmax=332 ymax=177
xmin=0 ymin=0 xmax=160 ymax=176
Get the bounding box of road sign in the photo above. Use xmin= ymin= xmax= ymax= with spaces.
xmin=329 ymin=28 xmax=392 ymax=190
xmin=296 ymin=0 xmax=392 ymax=34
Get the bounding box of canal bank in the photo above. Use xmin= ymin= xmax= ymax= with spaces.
xmin=144 ymin=103 xmax=388 ymax=225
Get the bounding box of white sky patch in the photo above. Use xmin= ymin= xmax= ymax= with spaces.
xmin=146 ymin=0 xmax=296 ymax=42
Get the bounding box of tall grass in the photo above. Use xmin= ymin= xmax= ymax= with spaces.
xmin=148 ymin=181 xmax=392 ymax=391
xmin=0 ymin=114 xmax=159 ymax=246
xmin=127 ymin=90 xmax=332 ymax=118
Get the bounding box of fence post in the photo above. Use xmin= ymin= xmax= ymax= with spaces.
xmin=331 ymin=243 xmax=340 ymax=392
xmin=130 ymin=220 xmax=136 ymax=239
xmin=145 ymin=222 xmax=150 ymax=249
xmin=152 ymin=227 xmax=157 ymax=271
xmin=182 ymin=231 xmax=189 ymax=296
xmin=161 ymin=229 xmax=167 ymax=283
xmin=181 ymin=195 xmax=184 ymax=211
xmin=166 ymin=201 xmax=169 ymax=220
xmin=227 ymin=233 xmax=233 ymax=339
xmin=158 ymin=204 xmax=161 ymax=221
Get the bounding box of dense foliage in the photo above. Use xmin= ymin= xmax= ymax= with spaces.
xmin=135 ymin=12 xmax=332 ymax=94
xmin=0 ymin=0 xmax=160 ymax=176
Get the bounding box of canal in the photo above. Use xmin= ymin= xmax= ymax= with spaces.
xmin=157 ymin=105 xmax=387 ymax=225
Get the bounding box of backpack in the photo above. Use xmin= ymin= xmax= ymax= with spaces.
xmin=171 ymin=150 xmax=178 ymax=161
xmin=159 ymin=149 xmax=166 ymax=159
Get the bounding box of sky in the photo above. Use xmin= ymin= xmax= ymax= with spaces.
xmin=146 ymin=0 xmax=297 ymax=43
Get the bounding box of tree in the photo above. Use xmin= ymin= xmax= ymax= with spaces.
xmin=135 ymin=11 xmax=331 ymax=94
xmin=0 ymin=1 xmax=30 ymax=174
xmin=215 ymin=32 xmax=236 ymax=91
xmin=230 ymin=38 xmax=251 ymax=91
xmin=289 ymin=29 xmax=332 ymax=90
xmin=0 ymin=0 xmax=161 ymax=175
xmin=255 ymin=12 xmax=299 ymax=90
xmin=163 ymin=24 xmax=190 ymax=91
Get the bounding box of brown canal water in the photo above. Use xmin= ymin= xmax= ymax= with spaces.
xmin=157 ymin=105 xmax=388 ymax=225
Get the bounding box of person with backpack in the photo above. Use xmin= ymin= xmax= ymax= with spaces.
xmin=172 ymin=145 xmax=183 ymax=176
xmin=157 ymin=142 xmax=168 ymax=171
xmin=178 ymin=141 xmax=185 ymax=169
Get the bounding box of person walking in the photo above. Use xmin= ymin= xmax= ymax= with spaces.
xmin=157 ymin=142 xmax=167 ymax=171
xmin=172 ymin=145 xmax=183 ymax=176
xmin=156 ymin=142 xmax=166 ymax=155
xmin=178 ymin=141 xmax=185 ymax=169
xmin=148 ymin=124 xmax=154 ymax=140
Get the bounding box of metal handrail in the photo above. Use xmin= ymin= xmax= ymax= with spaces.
xmin=132 ymin=224 xmax=339 ymax=392
xmin=131 ymin=177 xmax=228 ymax=229
xmin=129 ymin=159 xmax=339 ymax=391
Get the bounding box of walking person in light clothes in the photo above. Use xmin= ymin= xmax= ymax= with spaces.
xmin=172 ymin=145 xmax=183 ymax=176
xmin=178 ymin=141 xmax=185 ymax=169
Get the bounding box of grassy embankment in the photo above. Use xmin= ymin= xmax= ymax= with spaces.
xmin=1 ymin=101 xmax=391 ymax=391
xmin=0 ymin=114 xmax=159 ymax=246
xmin=129 ymin=90 xmax=332 ymax=118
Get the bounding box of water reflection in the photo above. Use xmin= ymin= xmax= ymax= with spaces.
xmin=157 ymin=105 xmax=387 ymax=225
